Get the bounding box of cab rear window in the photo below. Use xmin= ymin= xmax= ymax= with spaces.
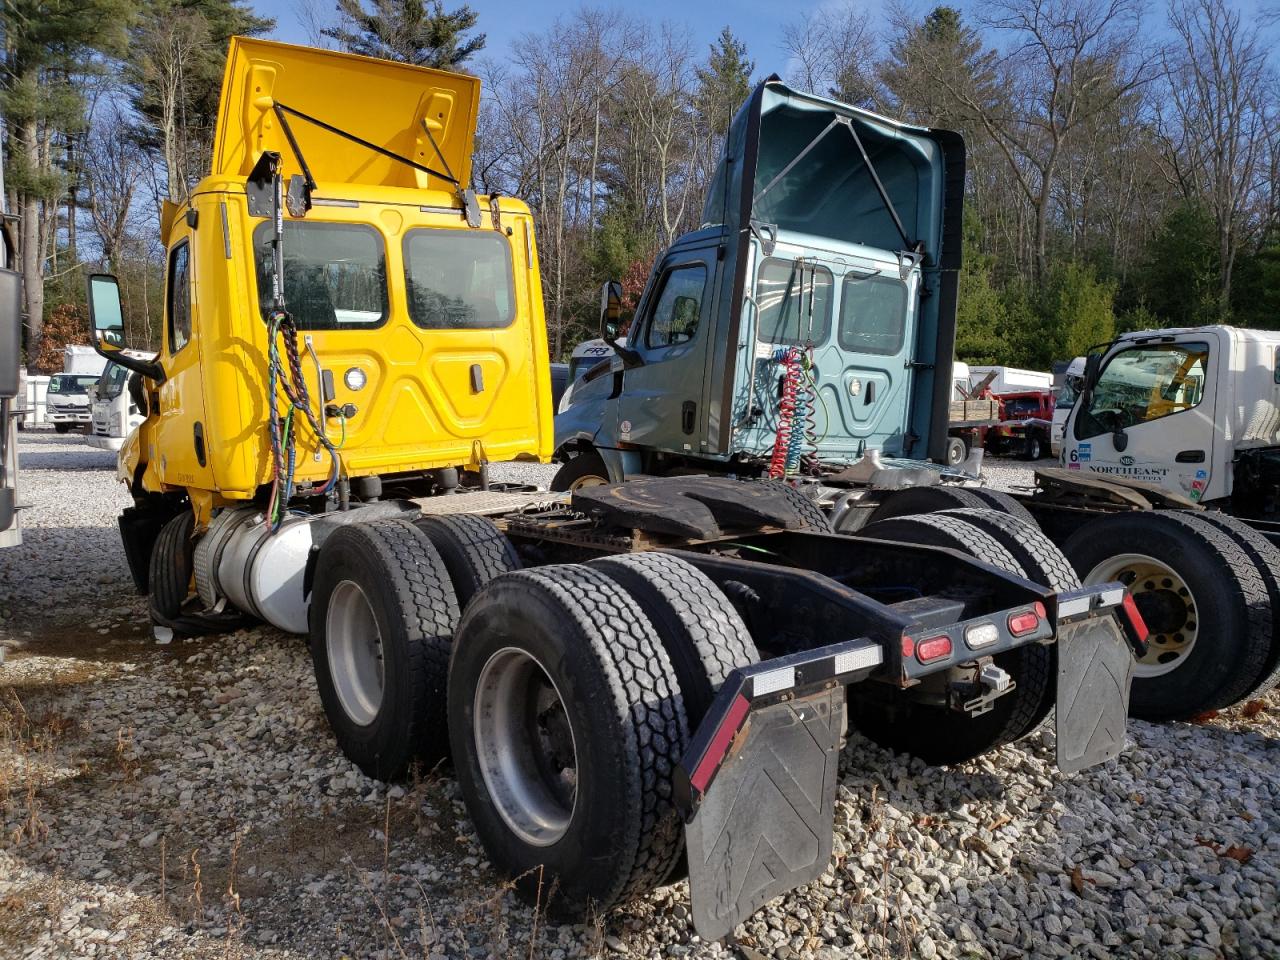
xmin=403 ymin=229 xmax=515 ymax=330
xmin=754 ymin=258 xmax=832 ymax=345
xmin=838 ymin=273 xmax=908 ymax=355
xmin=253 ymin=221 xmax=388 ymax=330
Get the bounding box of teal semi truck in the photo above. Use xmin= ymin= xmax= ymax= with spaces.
xmin=554 ymin=77 xmax=1280 ymax=725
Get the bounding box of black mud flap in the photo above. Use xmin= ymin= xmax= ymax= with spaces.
xmin=684 ymin=686 xmax=844 ymax=941
xmin=1055 ymin=615 xmax=1133 ymax=773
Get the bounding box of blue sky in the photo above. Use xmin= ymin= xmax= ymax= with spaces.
xmin=249 ymin=0 xmax=889 ymax=78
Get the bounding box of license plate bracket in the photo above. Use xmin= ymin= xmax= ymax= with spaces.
xmin=1055 ymin=615 xmax=1133 ymax=773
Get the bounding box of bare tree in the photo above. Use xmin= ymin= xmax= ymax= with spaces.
xmin=1158 ymin=0 xmax=1277 ymax=314
xmin=133 ymin=11 xmax=209 ymax=204
xmin=780 ymin=3 xmax=880 ymax=107
xmin=84 ymin=103 xmax=148 ymax=271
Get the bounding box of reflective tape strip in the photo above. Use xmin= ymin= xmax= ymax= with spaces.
xmin=751 ymin=666 xmax=796 ymax=697
xmin=1058 ymin=595 xmax=1092 ymax=618
xmin=833 ymin=645 xmax=882 ymax=675
xmin=1098 ymin=586 xmax=1126 ymax=608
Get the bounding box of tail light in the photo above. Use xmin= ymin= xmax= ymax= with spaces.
xmin=1008 ymin=602 xmax=1046 ymax=637
xmin=916 ymin=635 xmax=952 ymax=663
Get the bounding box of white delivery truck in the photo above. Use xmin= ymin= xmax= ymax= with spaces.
xmin=1060 ymin=326 xmax=1280 ymax=508
xmin=87 ymin=355 xmax=148 ymax=451
xmin=1051 ymin=357 xmax=1085 ymax=456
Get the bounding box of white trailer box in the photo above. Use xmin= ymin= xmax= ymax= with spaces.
xmin=969 ymin=365 xmax=1053 ymax=395
xmin=63 ymin=345 xmax=107 ymax=377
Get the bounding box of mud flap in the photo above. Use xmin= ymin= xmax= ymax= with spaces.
xmin=684 ymin=686 xmax=844 ymax=942
xmin=1054 ymin=615 xmax=1133 ymax=774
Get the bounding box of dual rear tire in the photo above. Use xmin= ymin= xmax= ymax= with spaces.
xmin=308 ymin=514 xmax=756 ymax=919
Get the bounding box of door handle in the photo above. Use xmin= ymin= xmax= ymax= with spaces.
xmin=681 ymin=401 xmax=696 ymax=435
xmin=1175 ymin=450 xmax=1205 ymax=463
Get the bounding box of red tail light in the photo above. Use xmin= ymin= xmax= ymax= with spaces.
xmin=1008 ymin=608 xmax=1041 ymax=636
xmin=916 ymin=635 xmax=952 ymax=663
xmin=901 ymin=635 xmax=915 ymax=659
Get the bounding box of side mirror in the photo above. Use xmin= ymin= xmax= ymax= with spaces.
xmin=0 ymin=267 xmax=20 ymax=399
xmin=599 ymin=280 xmax=624 ymax=344
xmin=84 ymin=274 xmax=166 ymax=383
xmin=1082 ymin=353 xmax=1102 ymax=392
xmin=87 ymin=274 xmax=126 ymax=354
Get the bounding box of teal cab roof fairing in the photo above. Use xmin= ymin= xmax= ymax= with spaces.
xmin=705 ymin=79 xmax=965 ymax=464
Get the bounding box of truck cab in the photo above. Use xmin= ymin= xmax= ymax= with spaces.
xmin=85 ymin=38 xmax=553 ymax=539
xmin=555 ymin=78 xmax=963 ymax=485
xmin=1061 ymin=326 xmax=1280 ymax=509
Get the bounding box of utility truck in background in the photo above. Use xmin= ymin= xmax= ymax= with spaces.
xmin=86 ymin=354 xmax=150 ymax=450
xmin=89 ymin=53 xmax=1146 ymax=940
xmin=47 ymin=346 xmax=107 ymax=434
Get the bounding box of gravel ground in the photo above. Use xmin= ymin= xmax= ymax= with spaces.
xmin=1 ymin=431 xmax=1277 ymax=960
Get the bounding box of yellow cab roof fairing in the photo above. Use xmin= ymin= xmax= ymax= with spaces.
xmin=212 ymin=37 xmax=480 ymax=194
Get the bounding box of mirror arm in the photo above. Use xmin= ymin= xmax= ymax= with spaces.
xmin=97 ymin=347 xmax=166 ymax=385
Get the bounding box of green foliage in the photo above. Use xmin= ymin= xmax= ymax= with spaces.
xmin=324 ymin=0 xmax=485 ymax=68
xmin=1115 ymin=302 xmax=1160 ymax=335
xmin=1031 ymin=262 xmax=1116 ymax=367
xmin=1230 ymin=238 xmax=1280 ymax=331
xmin=1135 ymin=202 xmax=1220 ymax=327
xmin=954 ymin=212 xmax=1008 ymax=363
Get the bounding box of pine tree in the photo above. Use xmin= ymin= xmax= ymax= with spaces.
xmin=126 ymin=0 xmax=275 ymax=201
xmin=694 ymin=28 xmax=753 ymax=140
xmin=1 ymin=0 xmax=134 ymax=368
xmin=323 ymin=0 xmax=485 ymax=69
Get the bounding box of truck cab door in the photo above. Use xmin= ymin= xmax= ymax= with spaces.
xmin=1067 ymin=338 xmax=1217 ymax=502
xmin=609 ymin=247 xmax=718 ymax=454
xmin=153 ymin=230 xmax=212 ymax=489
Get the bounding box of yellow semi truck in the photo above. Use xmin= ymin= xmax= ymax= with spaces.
xmin=88 ymin=38 xmax=553 ymax=623
xmin=88 ymin=47 xmax=1142 ymax=939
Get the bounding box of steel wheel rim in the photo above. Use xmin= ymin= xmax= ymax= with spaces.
xmin=1085 ymin=552 xmax=1198 ymax=678
xmin=474 ymin=646 xmax=578 ymax=847
xmin=568 ymin=473 xmax=608 ymax=492
xmin=326 ymin=580 xmax=385 ymax=726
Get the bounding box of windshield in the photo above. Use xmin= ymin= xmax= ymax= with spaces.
xmin=98 ymin=363 xmax=130 ymax=399
xmin=1077 ymin=342 xmax=1209 ymax=439
xmin=48 ymin=374 xmax=99 ymax=394
xmin=1056 ymin=378 xmax=1081 ymax=409
xmin=403 ymin=228 xmax=515 ymax=329
xmin=253 ymin=221 xmax=387 ymax=330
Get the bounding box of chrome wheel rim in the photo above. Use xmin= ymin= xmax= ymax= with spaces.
xmin=1085 ymin=553 xmax=1198 ymax=678
xmin=326 ymin=580 xmax=385 ymax=725
xmin=474 ymin=647 xmax=578 ymax=846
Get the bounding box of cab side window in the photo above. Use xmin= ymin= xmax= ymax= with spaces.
xmin=167 ymin=242 xmax=192 ymax=354
xmin=1076 ymin=342 xmax=1210 ymax=439
xmin=645 ymin=264 xmax=707 ymax=349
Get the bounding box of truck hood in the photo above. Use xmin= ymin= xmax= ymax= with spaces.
xmin=211 ymin=37 xmax=480 ymax=192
